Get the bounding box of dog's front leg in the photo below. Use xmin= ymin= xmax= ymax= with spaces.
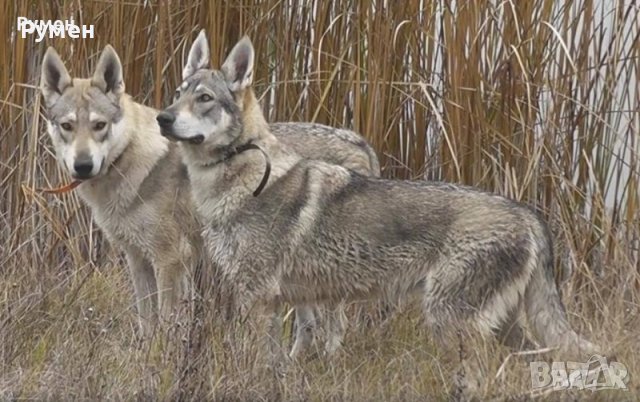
xmin=124 ymin=247 xmax=158 ymax=335
xmin=154 ymin=238 xmax=192 ymax=323
xmin=235 ymin=289 xmax=287 ymax=372
xmin=324 ymin=302 xmax=347 ymax=356
xmin=289 ymin=305 xmax=316 ymax=359
xmin=266 ymin=301 xmax=286 ymax=368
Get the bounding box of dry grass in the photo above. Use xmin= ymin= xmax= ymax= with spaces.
xmin=1 ymin=0 xmax=639 ymax=400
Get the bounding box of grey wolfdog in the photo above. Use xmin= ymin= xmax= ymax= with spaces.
xmin=157 ymin=35 xmax=600 ymax=369
xmin=40 ymin=34 xmax=379 ymax=355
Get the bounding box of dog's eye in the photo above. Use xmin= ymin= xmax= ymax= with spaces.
xmin=94 ymin=122 xmax=107 ymax=131
xmin=60 ymin=122 xmax=72 ymax=131
xmin=174 ymin=90 xmax=181 ymax=100
xmin=198 ymin=94 xmax=213 ymax=102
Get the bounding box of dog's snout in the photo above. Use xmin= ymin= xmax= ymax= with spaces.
xmin=156 ymin=111 xmax=176 ymax=127
xmin=74 ymin=158 xmax=94 ymax=178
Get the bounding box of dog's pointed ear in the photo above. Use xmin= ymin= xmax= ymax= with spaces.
xmin=91 ymin=45 xmax=124 ymax=96
xmin=41 ymin=47 xmax=72 ymax=107
xmin=221 ymin=36 xmax=254 ymax=93
xmin=183 ymin=29 xmax=210 ymax=80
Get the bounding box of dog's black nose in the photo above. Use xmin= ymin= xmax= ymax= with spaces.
xmin=156 ymin=111 xmax=176 ymax=127
xmin=74 ymin=159 xmax=94 ymax=178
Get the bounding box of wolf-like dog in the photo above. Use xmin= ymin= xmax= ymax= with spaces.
xmin=40 ymin=37 xmax=379 ymax=355
xmin=158 ymin=36 xmax=600 ymax=370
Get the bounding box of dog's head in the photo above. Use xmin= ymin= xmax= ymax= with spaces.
xmin=156 ymin=31 xmax=254 ymax=152
xmin=41 ymin=46 xmax=126 ymax=181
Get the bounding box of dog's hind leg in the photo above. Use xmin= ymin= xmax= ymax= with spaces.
xmin=493 ymin=303 xmax=535 ymax=352
xmin=422 ymin=282 xmax=487 ymax=399
xmin=125 ymin=247 xmax=158 ymax=336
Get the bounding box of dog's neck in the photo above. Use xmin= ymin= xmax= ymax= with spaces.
xmin=238 ymin=90 xmax=269 ymax=138
xmin=201 ymin=141 xmax=272 ymax=197
xmin=184 ymin=89 xmax=300 ymax=225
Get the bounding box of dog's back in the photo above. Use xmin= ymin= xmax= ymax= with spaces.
xmin=216 ymin=161 xmax=531 ymax=304
xmin=273 ymin=122 xmax=380 ymax=175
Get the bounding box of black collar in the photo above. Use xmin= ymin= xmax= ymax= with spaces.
xmin=207 ymin=141 xmax=271 ymax=197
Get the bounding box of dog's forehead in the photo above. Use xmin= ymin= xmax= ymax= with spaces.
xmin=48 ymin=79 xmax=119 ymax=121
xmin=181 ymin=70 xmax=228 ymax=95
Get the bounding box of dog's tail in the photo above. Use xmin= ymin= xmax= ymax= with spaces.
xmin=523 ymin=221 xmax=600 ymax=358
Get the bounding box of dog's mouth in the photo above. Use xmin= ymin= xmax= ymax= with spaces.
xmin=160 ymin=129 xmax=204 ymax=145
xmin=186 ymin=135 xmax=205 ymax=145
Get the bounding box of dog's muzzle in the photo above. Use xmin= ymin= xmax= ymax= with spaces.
xmin=156 ymin=111 xmax=204 ymax=144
